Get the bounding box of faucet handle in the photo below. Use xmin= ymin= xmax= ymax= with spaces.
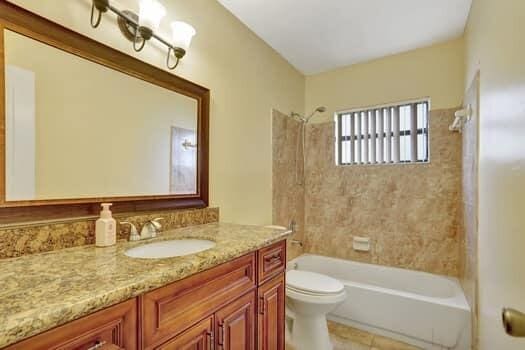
xmin=150 ymin=217 xmax=164 ymax=231
xmin=120 ymin=221 xmax=140 ymax=241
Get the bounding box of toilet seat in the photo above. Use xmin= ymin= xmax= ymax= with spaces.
xmin=286 ymin=270 xmax=344 ymax=295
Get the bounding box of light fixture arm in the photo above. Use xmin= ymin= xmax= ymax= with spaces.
xmin=133 ymin=26 xmax=147 ymax=52
xmin=90 ymin=0 xmax=109 ymax=28
xmin=167 ymin=47 xmax=186 ymax=69
xmin=89 ymin=0 xmax=192 ymax=70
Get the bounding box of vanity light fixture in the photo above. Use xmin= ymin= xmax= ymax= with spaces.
xmin=90 ymin=0 xmax=196 ymax=69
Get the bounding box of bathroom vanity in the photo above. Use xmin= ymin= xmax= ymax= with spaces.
xmin=0 ymin=4 xmax=291 ymax=349
xmin=0 ymin=224 xmax=289 ymax=349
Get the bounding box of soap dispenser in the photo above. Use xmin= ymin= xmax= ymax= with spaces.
xmin=96 ymin=203 xmax=116 ymax=247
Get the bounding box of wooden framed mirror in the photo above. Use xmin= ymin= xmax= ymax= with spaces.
xmin=0 ymin=2 xmax=209 ymax=224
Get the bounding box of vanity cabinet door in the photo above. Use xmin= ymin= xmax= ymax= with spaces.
xmin=142 ymin=253 xmax=256 ymax=349
xmin=5 ymin=298 xmax=138 ymax=350
xmin=215 ymin=291 xmax=256 ymax=350
xmin=155 ymin=316 xmax=214 ymax=350
xmin=257 ymin=274 xmax=285 ymax=350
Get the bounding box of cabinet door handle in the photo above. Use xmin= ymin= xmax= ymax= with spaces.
xmin=207 ymin=331 xmax=215 ymax=350
xmin=259 ymin=297 xmax=265 ymax=315
xmin=218 ymin=323 xmax=225 ymax=345
xmin=87 ymin=340 xmax=107 ymax=350
xmin=264 ymin=253 xmax=281 ymax=264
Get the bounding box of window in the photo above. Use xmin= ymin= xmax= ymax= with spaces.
xmin=336 ymin=100 xmax=429 ymax=165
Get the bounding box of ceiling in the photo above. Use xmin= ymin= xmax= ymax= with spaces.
xmin=217 ymin=0 xmax=472 ymax=75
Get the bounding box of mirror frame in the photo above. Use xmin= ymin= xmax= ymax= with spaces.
xmin=0 ymin=2 xmax=209 ymax=224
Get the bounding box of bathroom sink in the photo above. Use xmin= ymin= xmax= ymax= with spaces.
xmin=124 ymin=239 xmax=216 ymax=259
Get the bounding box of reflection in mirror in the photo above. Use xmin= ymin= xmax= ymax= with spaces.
xmin=4 ymin=30 xmax=198 ymax=201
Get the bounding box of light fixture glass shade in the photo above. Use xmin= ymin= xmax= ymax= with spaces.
xmin=171 ymin=21 xmax=196 ymax=51
xmin=138 ymin=0 xmax=166 ymax=30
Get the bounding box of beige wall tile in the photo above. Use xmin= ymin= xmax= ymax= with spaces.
xmin=303 ymin=108 xmax=462 ymax=276
xmin=272 ymin=110 xmax=305 ymax=260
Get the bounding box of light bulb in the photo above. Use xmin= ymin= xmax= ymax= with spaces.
xmin=171 ymin=21 xmax=196 ymax=51
xmin=138 ymin=0 xmax=166 ymax=31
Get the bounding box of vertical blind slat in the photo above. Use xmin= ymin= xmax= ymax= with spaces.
xmin=337 ymin=114 xmax=343 ymax=164
xmin=377 ymin=109 xmax=384 ymax=163
xmin=355 ymin=113 xmax=361 ymax=164
xmin=370 ymin=110 xmax=376 ymax=164
xmin=393 ymin=106 xmax=401 ymax=163
xmin=424 ymin=102 xmax=429 ymax=161
xmin=362 ymin=112 xmax=368 ymax=164
xmin=345 ymin=114 xmax=352 ymax=164
xmin=349 ymin=114 xmax=355 ymax=164
xmin=410 ymin=103 xmax=418 ymax=162
xmin=385 ymin=108 xmax=391 ymax=163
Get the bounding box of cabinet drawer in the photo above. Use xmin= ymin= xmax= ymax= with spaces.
xmin=5 ymin=298 xmax=138 ymax=350
xmin=257 ymin=241 xmax=286 ymax=284
xmin=142 ymin=253 xmax=256 ymax=349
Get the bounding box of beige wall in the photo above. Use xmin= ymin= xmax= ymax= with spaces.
xmin=5 ymin=30 xmax=197 ymax=199
xmin=305 ymin=38 xmax=465 ymax=123
xmin=464 ymin=0 xmax=525 ymax=349
xmin=5 ymin=0 xmax=305 ymax=223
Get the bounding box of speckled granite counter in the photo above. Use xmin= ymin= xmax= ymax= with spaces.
xmin=0 ymin=222 xmax=291 ymax=348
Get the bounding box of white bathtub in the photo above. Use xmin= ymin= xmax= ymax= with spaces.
xmin=289 ymin=254 xmax=470 ymax=350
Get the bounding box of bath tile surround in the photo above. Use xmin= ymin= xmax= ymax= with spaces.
xmin=0 ymin=207 xmax=219 ymax=258
xmin=272 ymin=109 xmax=306 ymax=260
xmin=273 ymin=108 xmax=462 ymax=276
xmin=304 ymin=108 xmax=462 ymax=276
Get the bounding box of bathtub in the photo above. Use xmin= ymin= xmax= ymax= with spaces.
xmin=289 ymin=254 xmax=470 ymax=350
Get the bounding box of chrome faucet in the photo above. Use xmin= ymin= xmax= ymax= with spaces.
xmin=140 ymin=218 xmax=163 ymax=239
xmin=120 ymin=218 xmax=163 ymax=241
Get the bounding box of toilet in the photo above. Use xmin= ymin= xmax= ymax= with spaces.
xmin=286 ymin=269 xmax=346 ymax=350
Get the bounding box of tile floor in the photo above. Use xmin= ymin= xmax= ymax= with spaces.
xmin=286 ymin=321 xmax=422 ymax=350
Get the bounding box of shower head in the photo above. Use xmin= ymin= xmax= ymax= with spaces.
xmin=290 ymin=106 xmax=326 ymax=123
xmin=305 ymin=106 xmax=327 ymax=122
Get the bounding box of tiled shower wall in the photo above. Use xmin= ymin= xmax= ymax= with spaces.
xmin=459 ymin=73 xmax=479 ymax=349
xmin=273 ymin=108 xmax=463 ymax=276
xmin=304 ymin=108 xmax=462 ymax=276
xmin=272 ymin=109 xmax=305 ymax=260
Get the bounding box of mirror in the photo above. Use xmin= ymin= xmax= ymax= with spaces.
xmin=4 ymin=29 xmax=199 ymax=201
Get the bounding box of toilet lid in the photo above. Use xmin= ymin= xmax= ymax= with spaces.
xmin=286 ymin=270 xmax=344 ymax=295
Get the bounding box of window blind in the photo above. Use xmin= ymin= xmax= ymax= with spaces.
xmin=337 ymin=101 xmax=429 ymax=165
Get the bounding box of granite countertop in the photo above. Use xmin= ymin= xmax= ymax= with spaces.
xmin=0 ymin=222 xmax=292 ymax=348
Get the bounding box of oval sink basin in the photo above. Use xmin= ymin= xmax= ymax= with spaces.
xmin=125 ymin=239 xmax=216 ymax=259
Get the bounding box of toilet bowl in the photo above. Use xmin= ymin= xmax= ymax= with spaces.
xmin=286 ymin=269 xmax=346 ymax=350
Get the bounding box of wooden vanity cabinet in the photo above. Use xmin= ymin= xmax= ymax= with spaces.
xmin=5 ymin=298 xmax=138 ymax=350
xmin=4 ymin=240 xmax=287 ymax=350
